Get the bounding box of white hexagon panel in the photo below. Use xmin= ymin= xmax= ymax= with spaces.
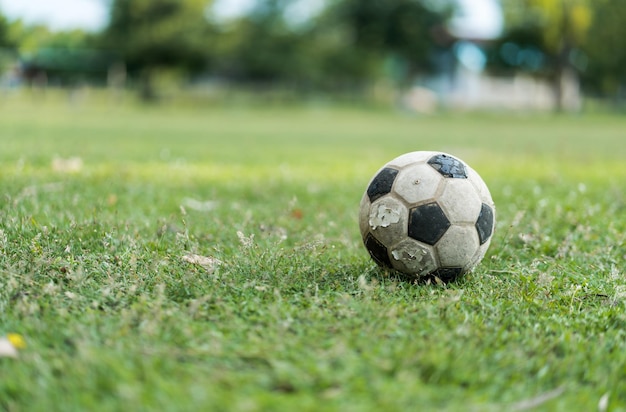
xmin=435 ymin=225 xmax=480 ymax=268
xmin=466 ymin=240 xmax=491 ymax=272
xmin=393 ymin=163 xmax=444 ymax=205
xmin=467 ymin=166 xmax=494 ymax=205
xmin=438 ymin=179 xmax=482 ymax=224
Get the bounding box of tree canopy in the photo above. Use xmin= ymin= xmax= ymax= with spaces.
xmin=1 ymin=0 xmax=626 ymax=103
xmin=0 ymin=14 xmax=10 ymax=48
xmin=328 ymin=0 xmax=451 ymax=85
xmin=102 ymin=0 xmax=214 ymax=97
xmin=495 ymin=0 xmax=595 ymax=109
xmin=581 ymin=0 xmax=626 ymax=96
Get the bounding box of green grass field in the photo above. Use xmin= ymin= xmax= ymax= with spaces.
xmin=2 ymin=94 xmax=626 ymax=411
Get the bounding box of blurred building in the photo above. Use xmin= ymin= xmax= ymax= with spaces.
xmin=412 ymin=0 xmax=570 ymax=111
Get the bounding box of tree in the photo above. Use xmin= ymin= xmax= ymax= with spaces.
xmin=0 ymin=20 xmax=107 ymax=86
xmin=499 ymin=0 xmax=593 ymax=111
xmin=207 ymin=0 xmax=452 ymax=95
xmin=580 ymin=0 xmax=626 ymax=99
xmin=210 ymin=0 xmax=367 ymax=92
xmin=325 ymin=0 xmax=451 ymax=86
xmin=103 ymin=0 xmax=213 ymax=99
xmin=0 ymin=13 xmax=10 ymax=47
xmin=0 ymin=13 xmax=16 ymax=79
xmin=212 ymin=0 xmax=306 ymax=83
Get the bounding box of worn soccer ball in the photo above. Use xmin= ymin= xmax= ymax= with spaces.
xmin=359 ymin=151 xmax=495 ymax=282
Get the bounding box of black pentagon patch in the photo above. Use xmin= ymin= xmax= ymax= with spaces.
xmin=432 ymin=267 xmax=464 ymax=283
xmin=428 ymin=154 xmax=467 ymax=178
xmin=364 ymin=233 xmax=392 ymax=268
xmin=408 ymin=202 xmax=451 ymax=246
xmin=367 ymin=167 xmax=399 ymax=202
xmin=476 ymin=203 xmax=494 ymax=245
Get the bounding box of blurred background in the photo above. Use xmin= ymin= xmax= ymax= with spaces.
xmin=0 ymin=0 xmax=624 ymax=112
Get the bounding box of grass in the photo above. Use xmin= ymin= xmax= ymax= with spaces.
xmin=2 ymin=91 xmax=626 ymax=411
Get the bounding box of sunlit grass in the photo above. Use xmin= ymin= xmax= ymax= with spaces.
xmin=2 ymin=93 xmax=626 ymax=410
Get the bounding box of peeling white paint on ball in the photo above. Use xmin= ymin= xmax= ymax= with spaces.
xmin=391 ymin=239 xmax=438 ymax=276
xmin=369 ymin=203 xmax=401 ymax=230
xmin=391 ymin=244 xmax=427 ymax=262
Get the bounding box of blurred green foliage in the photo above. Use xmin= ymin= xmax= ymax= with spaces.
xmin=102 ymin=0 xmax=212 ymax=98
xmin=495 ymin=0 xmax=625 ymax=100
xmin=0 ymin=13 xmax=9 ymax=47
xmin=0 ymin=0 xmax=625 ymax=102
xmin=581 ymin=0 xmax=626 ymax=96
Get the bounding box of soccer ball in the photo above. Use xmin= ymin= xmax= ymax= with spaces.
xmin=359 ymin=151 xmax=495 ymax=282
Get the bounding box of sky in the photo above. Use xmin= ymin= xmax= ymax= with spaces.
xmin=0 ymin=0 xmax=108 ymax=32
xmin=449 ymin=0 xmax=503 ymax=40
xmin=0 ymin=0 xmax=328 ymax=30
xmin=0 ymin=0 xmax=263 ymax=31
xmin=0 ymin=0 xmax=503 ymax=39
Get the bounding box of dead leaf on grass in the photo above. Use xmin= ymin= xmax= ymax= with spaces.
xmin=237 ymin=231 xmax=254 ymax=248
xmin=290 ymin=208 xmax=303 ymax=219
xmin=181 ymin=198 xmax=218 ymax=212
xmin=182 ymin=254 xmax=222 ymax=273
xmin=52 ymin=156 xmax=83 ymax=173
xmin=107 ymin=194 xmax=118 ymax=206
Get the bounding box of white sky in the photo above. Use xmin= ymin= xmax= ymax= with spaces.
xmin=212 ymin=0 xmax=256 ymax=21
xmin=0 ymin=0 xmax=503 ymax=39
xmin=0 ymin=0 xmax=258 ymax=30
xmin=448 ymin=0 xmax=503 ymax=40
xmin=0 ymin=0 xmax=108 ymax=31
